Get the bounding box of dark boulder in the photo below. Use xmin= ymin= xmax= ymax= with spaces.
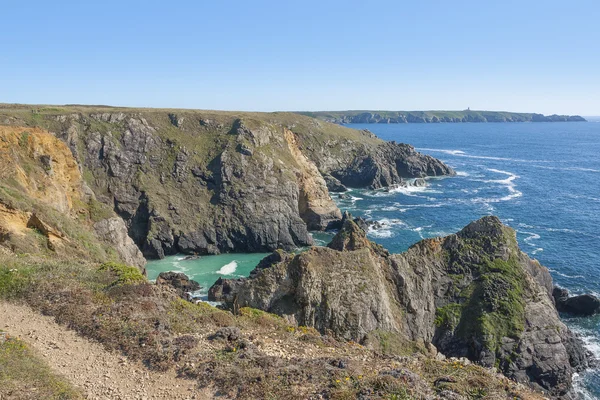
xmin=322 ymin=174 xmax=347 ymax=192
xmin=156 ymin=271 xmax=201 ymax=299
xmin=553 ymin=287 xmax=600 ymax=316
xmin=208 ymin=326 xmax=241 ymax=342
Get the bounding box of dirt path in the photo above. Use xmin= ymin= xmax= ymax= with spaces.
xmin=0 ymin=301 xmax=211 ymax=400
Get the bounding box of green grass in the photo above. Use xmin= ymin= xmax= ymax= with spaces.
xmin=99 ymin=262 xmax=146 ymax=287
xmin=0 ymin=334 xmax=82 ymax=399
xmin=87 ymin=198 xmax=114 ymax=222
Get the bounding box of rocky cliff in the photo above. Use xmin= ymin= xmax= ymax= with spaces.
xmin=210 ymin=215 xmax=591 ymax=397
xmin=0 ymin=105 xmax=453 ymax=258
xmin=299 ymin=110 xmax=587 ymax=124
xmin=0 ymin=125 xmax=146 ymax=271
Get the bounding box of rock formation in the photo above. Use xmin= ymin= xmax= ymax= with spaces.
xmin=0 ymin=125 xmax=146 ymax=272
xmin=209 ymin=215 xmax=591 ymax=397
xmin=0 ymin=106 xmax=454 ymax=258
xmin=553 ymin=287 xmax=600 ymax=316
xmin=155 ymin=271 xmax=201 ymax=300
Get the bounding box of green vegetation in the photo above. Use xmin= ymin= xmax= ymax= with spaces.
xmin=87 ymin=198 xmax=114 ymax=222
xmin=435 ymin=226 xmax=528 ymax=358
xmin=0 ymin=333 xmax=82 ymax=399
xmin=364 ymin=330 xmax=426 ymax=357
xmin=99 ymin=262 xmax=146 ymax=287
xmin=434 ymin=303 xmax=463 ymax=329
xmin=18 ymin=130 xmax=30 ymax=147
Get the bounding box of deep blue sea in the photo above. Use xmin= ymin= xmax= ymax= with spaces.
xmin=149 ymin=120 xmax=600 ymax=398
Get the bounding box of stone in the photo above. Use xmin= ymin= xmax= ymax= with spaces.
xmin=94 ymin=217 xmax=147 ymax=273
xmin=155 ymin=272 xmax=201 ymax=299
xmin=553 ymin=287 xmax=600 ymax=316
xmin=322 ymin=174 xmax=347 ymax=192
xmin=208 ymin=327 xmax=241 ymax=342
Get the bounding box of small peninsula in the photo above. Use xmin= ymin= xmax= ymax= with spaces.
xmin=297 ymin=110 xmax=587 ymax=124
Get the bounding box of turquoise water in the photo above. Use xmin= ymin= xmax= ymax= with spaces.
xmin=147 ymin=253 xmax=270 ymax=300
xmin=148 ymin=120 xmax=600 ymax=397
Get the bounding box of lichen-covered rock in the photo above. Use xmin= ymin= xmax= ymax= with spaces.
xmin=209 ymin=216 xmax=591 ymax=397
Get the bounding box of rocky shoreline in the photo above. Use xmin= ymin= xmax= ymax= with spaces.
xmin=210 ymin=213 xmax=596 ymax=398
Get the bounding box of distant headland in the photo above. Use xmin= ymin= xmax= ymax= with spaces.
xmin=296 ymin=110 xmax=587 ymax=124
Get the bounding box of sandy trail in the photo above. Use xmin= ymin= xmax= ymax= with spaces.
xmin=0 ymin=301 xmax=211 ymax=400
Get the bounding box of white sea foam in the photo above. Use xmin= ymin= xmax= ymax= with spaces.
xmin=386 ymin=185 xmax=431 ymax=196
xmin=217 ymin=261 xmax=238 ymax=275
xmin=531 ymin=248 xmax=544 ymax=255
xmin=547 ymin=268 xmax=584 ymax=279
xmin=531 ymin=165 xmax=600 ymax=173
xmin=573 ymin=373 xmax=598 ymax=400
xmin=471 ymin=168 xmax=523 ymax=203
xmin=417 ymin=148 xmax=553 ymax=163
xmin=519 ymin=230 xmax=541 ymax=246
xmin=455 ymin=171 xmax=470 ymax=177
xmin=366 ymin=218 xmax=407 ymax=239
xmin=368 ymin=229 xmax=394 ymax=238
xmin=518 ymin=222 xmax=535 ymax=229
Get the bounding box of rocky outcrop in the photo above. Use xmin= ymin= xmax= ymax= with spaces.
xmin=283 ymin=129 xmax=341 ymax=230
xmin=155 ymin=271 xmax=201 ymax=299
xmin=299 ymin=139 xmax=455 ymax=189
xmin=209 ymin=216 xmax=591 ymax=397
xmin=0 ymin=125 xmax=147 ymax=270
xmin=553 ymin=287 xmax=600 ymax=316
xmin=0 ymin=107 xmax=453 ymax=258
xmin=322 ymin=174 xmax=347 ymax=192
xmin=94 ymin=217 xmax=147 ymax=273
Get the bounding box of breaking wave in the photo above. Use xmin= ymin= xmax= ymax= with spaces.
xmin=217 ymin=261 xmax=238 ymax=275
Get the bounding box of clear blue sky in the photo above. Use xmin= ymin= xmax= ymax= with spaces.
xmin=1 ymin=0 xmax=599 ymax=115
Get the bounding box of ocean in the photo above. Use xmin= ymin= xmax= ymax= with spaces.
xmin=148 ymin=120 xmax=600 ymax=398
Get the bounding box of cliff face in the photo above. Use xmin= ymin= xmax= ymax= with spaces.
xmin=0 ymin=105 xmax=454 ymax=258
xmin=209 ymin=215 xmax=590 ymax=397
xmin=299 ymin=110 xmax=587 ymax=124
xmin=0 ymin=126 xmax=146 ymax=271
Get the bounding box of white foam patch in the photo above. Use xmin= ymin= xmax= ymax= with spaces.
xmin=217 ymin=261 xmax=238 ymax=275
xmin=455 ymin=171 xmax=470 ymax=177
xmin=547 ymin=268 xmax=584 ymax=279
xmin=531 ymin=165 xmax=600 ymax=173
xmin=519 ymin=230 xmax=541 ymax=246
xmin=386 ymin=185 xmax=431 ymax=196
xmin=417 ymin=148 xmax=554 ymax=163
xmin=573 ymin=373 xmax=598 ymax=400
xmin=411 ymin=224 xmax=433 ymax=239
xmin=531 ymin=248 xmax=544 ymax=255
xmin=471 ymin=168 xmax=523 ymax=203
xmin=367 ymin=218 xmax=407 ymax=239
